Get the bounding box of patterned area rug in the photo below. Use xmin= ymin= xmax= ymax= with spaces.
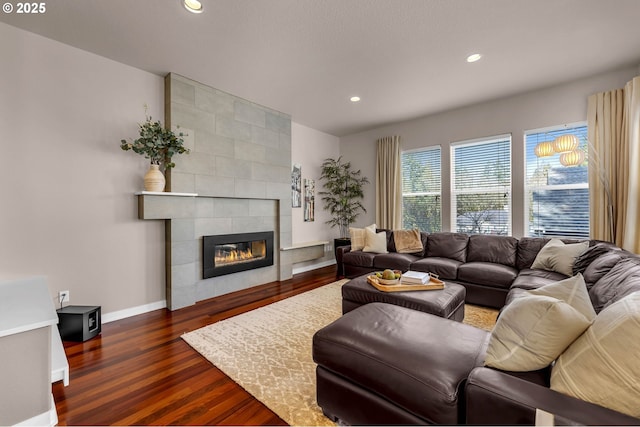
xmin=182 ymin=280 xmax=497 ymax=426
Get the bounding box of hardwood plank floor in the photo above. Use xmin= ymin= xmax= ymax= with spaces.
xmin=53 ymin=266 xmax=339 ymax=426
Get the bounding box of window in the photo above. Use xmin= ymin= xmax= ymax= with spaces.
xmin=401 ymin=147 xmax=441 ymax=232
xmin=525 ymin=124 xmax=589 ymax=238
xmin=451 ymin=135 xmax=511 ymax=235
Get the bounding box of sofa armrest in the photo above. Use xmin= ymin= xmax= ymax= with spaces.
xmin=465 ymin=367 xmax=640 ymax=425
xmin=335 ymin=245 xmax=351 ymax=276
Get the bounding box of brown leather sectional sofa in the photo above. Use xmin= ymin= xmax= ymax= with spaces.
xmin=315 ymin=231 xmax=640 ymax=425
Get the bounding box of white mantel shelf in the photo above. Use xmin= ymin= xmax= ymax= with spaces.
xmin=134 ymin=191 xmax=198 ymax=197
xmin=280 ymin=241 xmax=329 ymax=251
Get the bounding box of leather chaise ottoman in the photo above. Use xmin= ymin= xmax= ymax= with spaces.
xmin=313 ymin=303 xmax=490 ymax=425
xmin=342 ymin=273 xmax=466 ymax=321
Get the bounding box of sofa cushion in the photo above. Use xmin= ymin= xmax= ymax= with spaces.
xmin=530 ymin=238 xmax=588 ymax=276
xmin=516 ymin=237 xmax=550 ymax=270
xmin=588 ymin=257 xmax=640 ymax=313
xmin=466 ymin=235 xmax=518 ymax=267
xmin=373 ymin=253 xmax=421 ymax=272
xmin=313 ymin=303 xmax=490 ymax=424
xmin=510 ymin=268 xmax=569 ymax=291
xmin=343 ymin=251 xmax=376 ymax=268
xmin=457 ymin=262 xmax=518 ymax=289
xmin=551 ymin=291 xmax=640 ymax=418
xmin=410 ymin=257 xmax=462 ymax=280
xmin=484 ymin=274 xmax=594 ymax=372
xmin=426 ymin=232 xmax=469 ymax=262
xmin=583 ymin=250 xmax=632 ymax=289
xmin=572 ymin=241 xmax=621 ymax=276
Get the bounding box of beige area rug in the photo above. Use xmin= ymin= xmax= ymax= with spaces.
xmin=182 ymin=280 xmax=497 ymax=426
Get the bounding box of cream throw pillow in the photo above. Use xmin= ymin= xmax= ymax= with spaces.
xmin=531 ymin=239 xmax=589 ymax=276
xmin=551 ymin=291 xmax=640 ymax=418
xmin=349 ymin=224 xmax=376 ymax=251
xmin=362 ymin=228 xmax=388 ymax=254
xmin=484 ymin=274 xmax=594 ymax=371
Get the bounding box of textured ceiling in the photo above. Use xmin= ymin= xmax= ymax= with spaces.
xmin=2 ymin=0 xmax=640 ymax=136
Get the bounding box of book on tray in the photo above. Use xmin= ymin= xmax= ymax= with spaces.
xmin=400 ymin=271 xmax=430 ymax=285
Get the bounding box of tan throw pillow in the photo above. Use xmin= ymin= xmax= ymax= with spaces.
xmin=551 ymin=291 xmax=640 ymax=418
xmin=531 ymin=239 xmax=589 ymax=276
xmin=484 ymin=275 xmax=594 ymax=371
xmin=362 ymin=228 xmax=388 ymax=254
xmin=349 ymin=224 xmax=376 ymax=251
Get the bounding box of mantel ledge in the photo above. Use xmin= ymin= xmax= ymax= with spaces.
xmin=135 ymin=191 xmax=198 ymax=197
xmin=281 ymin=240 xmax=329 ymax=251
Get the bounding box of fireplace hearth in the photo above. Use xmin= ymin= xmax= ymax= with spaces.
xmin=203 ymin=231 xmax=274 ymax=279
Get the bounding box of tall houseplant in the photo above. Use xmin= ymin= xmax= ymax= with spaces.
xmin=319 ymin=157 xmax=369 ymax=238
xmin=120 ymin=107 xmax=190 ymax=192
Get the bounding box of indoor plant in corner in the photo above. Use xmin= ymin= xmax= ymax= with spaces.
xmin=319 ymin=157 xmax=369 ymax=252
xmin=120 ymin=107 xmax=190 ymax=192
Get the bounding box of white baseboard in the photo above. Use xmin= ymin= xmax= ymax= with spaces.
xmin=101 ymin=262 xmax=335 ymax=324
xmin=102 ymin=300 xmax=167 ymax=324
xmin=15 ymin=395 xmax=57 ymax=426
xmin=292 ymin=259 xmax=336 ymax=275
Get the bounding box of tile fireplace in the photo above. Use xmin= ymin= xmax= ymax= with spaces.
xmin=203 ymin=231 xmax=274 ymax=279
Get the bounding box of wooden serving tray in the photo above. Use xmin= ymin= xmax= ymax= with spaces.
xmin=367 ymin=275 xmax=445 ymax=292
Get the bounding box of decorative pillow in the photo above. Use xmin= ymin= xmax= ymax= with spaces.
xmin=531 ymin=239 xmax=588 ymax=276
xmin=362 ymin=228 xmax=388 ymax=254
xmin=349 ymin=224 xmax=376 ymax=251
xmin=484 ymin=275 xmax=594 ymax=371
xmin=528 ymin=274 xmax=596 ymax=321
xmin=551 ymin=291 xmax=640 ymax=418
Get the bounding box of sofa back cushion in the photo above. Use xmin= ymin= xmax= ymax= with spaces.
xmin=426 ymin=232 xmax=469 ymax=262
xmin=588 ymin=257 xmax=640 ymax=313
xmin=582 ymin=250 xmax=632 ymax=288
xmin=516 ymin=237 xmax=550 ymax=270
xmin=466 ymin=235 xmax=518 ymax=267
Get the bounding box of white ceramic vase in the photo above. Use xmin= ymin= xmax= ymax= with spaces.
xmin=143 ymin=164 xmax=165 ymax=192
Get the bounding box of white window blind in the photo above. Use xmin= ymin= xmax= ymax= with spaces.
xmin=451 ymin=135 xmax=511 ymax=235
xmin=525 ymin=124 xmax=589 ymax=238
xmin=401 ymin=147 xmax=441 ymax=232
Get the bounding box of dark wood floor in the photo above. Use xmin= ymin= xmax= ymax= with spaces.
xmin=53 ymin=266 xmax=338 ymax=426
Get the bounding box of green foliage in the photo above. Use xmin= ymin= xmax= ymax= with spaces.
xmin=318 ymin=157 xmax=369 ymax=237
xmin=120 ymin=107 xmax=190 ymax=168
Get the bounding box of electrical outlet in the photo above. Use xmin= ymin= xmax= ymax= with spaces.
xmin=58 ymin=290 xmax=70 ymax=304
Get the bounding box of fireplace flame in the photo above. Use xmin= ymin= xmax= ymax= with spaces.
xmin=214 ymin=241 xmax=266 ymax=267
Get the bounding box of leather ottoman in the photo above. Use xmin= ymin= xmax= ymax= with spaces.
xmin=313 ymin=303 xmax=491 ymax=425
xmin=342 ymin=273 xmax=466 ymax=321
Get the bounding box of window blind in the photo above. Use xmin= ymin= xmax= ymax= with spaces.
xmin=451 ymin=135 xmax=511 ymax=235
xmin=525 ymin=125 xmax=589 ymax=238
xmin=401 ymin=147 xmax=441 ymax=232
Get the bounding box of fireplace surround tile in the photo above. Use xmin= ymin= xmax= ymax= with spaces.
xmin=139 ymin=73 xmax=293 ymax=310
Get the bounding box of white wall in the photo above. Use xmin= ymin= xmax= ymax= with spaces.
xmin=339 ymin=66 xmax=639 ymax=237
xmin=291 ymin=122 xmax=340 ymax=271
xmin=0 ymin=22 xmax=166 ymax=316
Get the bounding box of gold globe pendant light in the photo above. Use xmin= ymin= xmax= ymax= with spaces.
xmin=534 ymin=141 xmax=555 ymax=157
xmin=559 ymin=150 xmax=585 ymax=167
xmin=553 ymin=134 xmax=579 ymax=153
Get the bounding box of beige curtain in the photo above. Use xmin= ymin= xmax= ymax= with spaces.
xmin=587 ymin=76 xmax=640 ymax=253
xmin=376 ymin=136 xmax=402 ymax=229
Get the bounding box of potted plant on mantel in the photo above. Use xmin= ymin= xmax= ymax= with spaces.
xmin=318 ymin=157 xmax=369 ymax=255
xmin=120 ymin=107 xmax=190 ymax=192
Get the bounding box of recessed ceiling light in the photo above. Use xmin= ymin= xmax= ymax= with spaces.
xmin=466 ymin=53 xmax=482 ymax=63
xmin=350 ymin=96 xmax=361 ymax=102
xmin=183 ymin=0 xmax=203 ymax=13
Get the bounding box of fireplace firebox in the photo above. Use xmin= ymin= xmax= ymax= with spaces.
xmin=203 ymin=231 xmax=274 ymax=279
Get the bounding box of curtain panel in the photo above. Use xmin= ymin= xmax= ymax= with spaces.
xmin=587 ymin=76 xmax=640 ymax=253
xmin=376 ymin=136 xmax=402 ymax=230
